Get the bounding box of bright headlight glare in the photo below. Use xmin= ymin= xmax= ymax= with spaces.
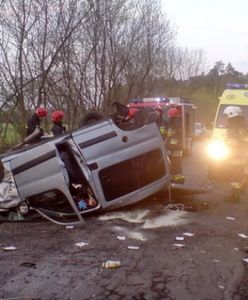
xmin=207 ymin=140 xmax=230 ymax=160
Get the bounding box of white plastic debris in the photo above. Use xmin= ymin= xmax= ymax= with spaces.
xmin=226 ymin=217 xmax=236 ymax=221
xmin=234 ymin=248 xmax=239 ymax=251
xmin=102 ymin=260 xmax=121 ymax=269
xmin=218 ymin=285 xmax=225 ymax=290
xmin=243 ymin=258 xmax=248 ymax=263
xmin=176 ymin=236 xmax=184 ymax=241
xmin=2 ymin=246 xmax=17 ymax=251
xmin=75 ymin=241 xmax=89 ymax=247
xmin=128 ymin=246 xmax=140 ymax=250
xmin=238 ymin=233 xmax=248 ymax=239
xmin=183 ymin=232 xmax=194 ymax=237
xmin=66 ymin=225 xmax=74 ymax=229
xmin=173 ymin=243 xmax=185 ymax=248
xmin=117 ymin=236 xmax=126 ymax=241
xmin=213 ymin=259 xmax=220 ymax=263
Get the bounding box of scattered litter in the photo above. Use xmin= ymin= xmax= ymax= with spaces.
xmin=213 ymin=259 xmax=220 ymax=263
xmin=128 ymin=245 xmax=140 ymax=250
xmin=243 ymin=258 xmax=248 ymax=263
xmin=183 ymin=232 xmax=194 ymax=237
xmin=2 ymin=246 xmax=17 ymax=251
xmin=200 ymin=250 xmax=206 ymax=254
xmin=238 ymin=233 xmax=248 ymax=239
xmin=173 ymin=243 xmax=185 ymax=248
xmin=176 ymin=236 xmax=184 ymax=241
xmin=226 ymin=217 xmax=236 ymax=221
xmin=66 ymin=225 xmax=74 ymax=229
xmin=75 ymin=241 xmax=89 ymax=247
xmin=117 ymin=236 xmax=126 ymax=241
xmin=234 ymin=248 xmax=239 ymax=251
xmin=218 ymin=285 xmax=225 ymax=290
xmin=102 ymin=260 xmax=121 ymax=269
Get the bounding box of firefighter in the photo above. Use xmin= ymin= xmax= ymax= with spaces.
xmin=26 ymin=107 xmax=48 ymax=139
xmin=154 ymin=106 xmax=167 ymax=140
xmin=223 ymin=106 xmax=248 ymax=200
xmin=111 ymin=101 xmax=141 ymax=129
xmin=166 ymin=106 xmax=185 ymax=184
xmin=51 ymin=110 xmax=66 ymax=136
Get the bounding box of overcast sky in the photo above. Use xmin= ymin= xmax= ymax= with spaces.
xmin=162 ymin=0 xmax=248 ymax=74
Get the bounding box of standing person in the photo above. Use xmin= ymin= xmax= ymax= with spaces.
xmin=166 ymin=106 xmax=185 ymax=184
xmin=154 ymin=106 xmax=167 ymax=139
xmin=26 ymin=107 xmax=48 ymax=139
xmin=51 ymin=110 xmax=66 ymax=136
xmin=223 ymin=106 xmax=248 ymax=200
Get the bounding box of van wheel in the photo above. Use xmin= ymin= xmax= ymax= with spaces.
xmin=79 ymin=112 xmax=104 ymax=127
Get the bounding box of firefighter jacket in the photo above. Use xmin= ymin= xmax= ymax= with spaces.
xmin=166 ymin=117 xmax=183 ymax=157
xmin=51 ymin=122 xmax=66 ymax=137
xmin=26 ymin=113 xmax=41 ymax=136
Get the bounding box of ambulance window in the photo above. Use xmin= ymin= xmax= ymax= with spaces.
xmin=216 ymin=104 xmax=248 ymax=128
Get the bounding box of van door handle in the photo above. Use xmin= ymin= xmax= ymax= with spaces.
xmin=122 ymin=136 xmax=128 ymax=143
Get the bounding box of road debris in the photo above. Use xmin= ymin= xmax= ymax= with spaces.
xmin=176 ymin=236 xmax=184 ymax=241
xmin=238 ymin=233 xmax=248 ymax=239
xmin=2 ymin=246 xmax=17 ymax=251
xmin=102 ymin=260 xmax=121 ymax=269
xmin=128 ymin=245 xmax=140 ymax=250
xmin=183 ymin=232 xmax=194 ymax=237
xmin=117 ymin=236 xmax=126 ymax=241
xmin=66 ymin=225 xmax=74 ymax=229
xmin=173 ymin=243 xmax=185 ymax=249
xmin=75 ymin=241 xmax=89 ymax=247
xmin=226 ymin=217 xmax=236 ymax=221
xmin=243 ymin=258 xmax=248 ymax=263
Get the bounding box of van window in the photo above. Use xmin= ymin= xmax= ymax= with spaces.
xmin=216 ymin=104 xmax=248 ymax=128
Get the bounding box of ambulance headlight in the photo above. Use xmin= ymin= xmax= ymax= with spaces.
xmin=207 ymin=140 xmax=230 ymax=160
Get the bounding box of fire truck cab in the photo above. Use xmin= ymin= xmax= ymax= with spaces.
xmin=128 ymin=97 xmax=196 ymax=155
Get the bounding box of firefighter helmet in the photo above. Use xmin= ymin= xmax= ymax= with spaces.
xmin=167 ymin=107 xmax=180 ymax=118
xmin=35 ymin=107 xmax=48 ymax=117
xmin=223 ymin=106 xmax=242 ymax=118
xmin=125 ymin=108 xmax=138 ymax=120
xmin=52 ymin=110 xmax=64 ymax=123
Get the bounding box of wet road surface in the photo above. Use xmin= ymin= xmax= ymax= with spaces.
xmin=1 ymin=140 xmax=248 ymax=300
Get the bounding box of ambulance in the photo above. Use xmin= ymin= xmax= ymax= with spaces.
xmin=207 ymin=83 xmax=248 ymax=180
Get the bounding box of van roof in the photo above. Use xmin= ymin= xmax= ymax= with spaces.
xmin=219 ymin=89 xmax=248 ymax=105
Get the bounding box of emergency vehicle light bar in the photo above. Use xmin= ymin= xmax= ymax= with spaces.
xmin=226 ymin=83 xmax=248 ymax=89
xmin=129 ymin=97 xmax=169 ymax=103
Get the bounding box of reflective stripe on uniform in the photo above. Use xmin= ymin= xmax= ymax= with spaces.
xmin=170 ymin=150 xmax=183 ymax=157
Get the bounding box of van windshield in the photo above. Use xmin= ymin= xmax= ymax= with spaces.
xmin=216 ymin=104 xmax=248 ymax=128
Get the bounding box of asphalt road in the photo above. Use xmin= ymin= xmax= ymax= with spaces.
xmin=1 ymin=139 xmax=248 ymax=300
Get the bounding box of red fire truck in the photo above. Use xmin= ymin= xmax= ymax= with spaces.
xmin=128 ymin=97 xmax=196 ymax=156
